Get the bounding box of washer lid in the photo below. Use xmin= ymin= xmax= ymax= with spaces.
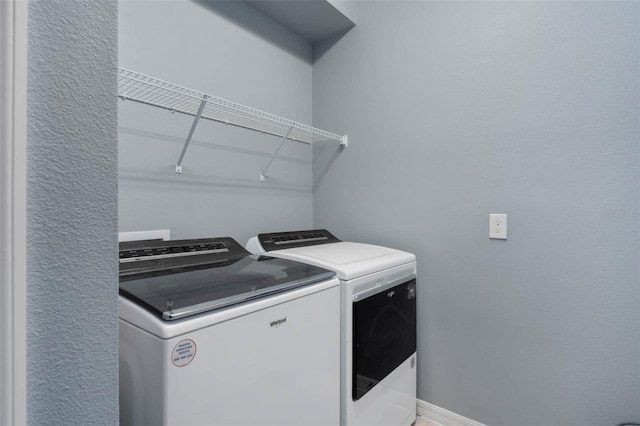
xmin=273 ymin=242 xmax=416 ymax=280
xmin=119 ymin=238 xmax=335 ymax=321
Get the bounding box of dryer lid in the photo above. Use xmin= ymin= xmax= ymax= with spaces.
xmin=272 ymin=242 xmax=416 ymax=280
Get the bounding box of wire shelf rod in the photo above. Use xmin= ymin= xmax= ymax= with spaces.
xmin=118 ymin=67 xmax=347 ymax=174
xmin=120 ymin=96 xmax=319 ymax=146
xmin=121 ymin=79 xmax=309 ymax=141
xmin=118 ymin=67 xmax=344 ymax=142
xmin=121 ymin=90 xmax=324 ymax=144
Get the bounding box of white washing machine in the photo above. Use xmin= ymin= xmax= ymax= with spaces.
xmin=247 ymin=230 xmax=417 ymax=426
xmin=119 ymin=237 xmax=340 ymax=426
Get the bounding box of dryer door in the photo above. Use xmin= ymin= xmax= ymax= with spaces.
xmin=352 ymin=278 xmax=417 ymax=401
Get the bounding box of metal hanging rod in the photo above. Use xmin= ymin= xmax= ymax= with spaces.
xmin=118 ymin=67 xmax=348 ymax=177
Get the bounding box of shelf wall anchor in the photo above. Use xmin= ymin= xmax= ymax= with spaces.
xmin=340 ymin=135 xmax=349 ymax=148
xmin=175 ymin=95 xmax=208 ymax=174
xmin=260 ymin=126 xmax=294 ymax=182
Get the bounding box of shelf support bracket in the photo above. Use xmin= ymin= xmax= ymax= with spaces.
xmin=260 ymin=126 xmax=294 ymax=182
xmin=176 ymin=95 xmax=208 ymax=174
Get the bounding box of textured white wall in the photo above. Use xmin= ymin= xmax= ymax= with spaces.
xmin=313 ymin=2 xmax=640 ymax=425
xmin=27 ymin=0 xmax=118 ymax=423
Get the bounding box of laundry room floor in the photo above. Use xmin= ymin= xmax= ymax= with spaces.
xmin=415 ymin=416 xmax=441 ymax=426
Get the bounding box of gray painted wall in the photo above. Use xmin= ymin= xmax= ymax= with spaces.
xmin=327 ymin=0 xmax=358 ymax=25
xmin=27 ymin=0 xmax=119 ymax=424
xmin=313 ymin=2 xmax=640 ymax=425
xmin=118 ymin=0 xmax=315 ymax=244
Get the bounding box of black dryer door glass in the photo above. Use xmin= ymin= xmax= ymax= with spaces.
xmin=352 ymin=279 xmax=416 ymax=401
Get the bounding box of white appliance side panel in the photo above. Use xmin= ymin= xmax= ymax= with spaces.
xmin=163 ymin=285 xmax=340 ymax=426
xmin=120 ymin=320 xmax=165 ymax=426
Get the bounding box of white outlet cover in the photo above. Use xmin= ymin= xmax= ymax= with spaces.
xmin=489 ymin=214 xmax=507 ymax=239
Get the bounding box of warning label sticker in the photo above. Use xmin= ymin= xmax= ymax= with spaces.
xmin=171 ymin=339 xmax=197 ymax=367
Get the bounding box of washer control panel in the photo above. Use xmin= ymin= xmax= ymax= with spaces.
xmin=119 ymin=240 xmax=229 ymax=263
xmin=119 ymin=237 xmax=249 ymax=278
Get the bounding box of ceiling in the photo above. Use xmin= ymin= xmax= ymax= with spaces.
xmin=244 ymin=0 xmax=356 ymax=43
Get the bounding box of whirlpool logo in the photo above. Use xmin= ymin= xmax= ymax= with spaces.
xmin=270 ymin=317 xmax=287 ymax=328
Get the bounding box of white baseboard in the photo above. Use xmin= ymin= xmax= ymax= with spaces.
xmin=417 ymin=399 xmax=486 ymax=426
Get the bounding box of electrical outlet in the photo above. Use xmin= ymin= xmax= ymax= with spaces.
xmin=489 ymin=214 xmax=507 ymax=239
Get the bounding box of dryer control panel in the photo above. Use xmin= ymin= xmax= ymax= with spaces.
xmin=257 ymin=229 xmax=341 ymax=252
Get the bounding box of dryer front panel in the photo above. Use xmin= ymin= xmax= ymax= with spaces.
xmin=352 ymin=278 xmax=417 ymax=401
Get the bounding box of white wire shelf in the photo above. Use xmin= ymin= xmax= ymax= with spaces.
xmin=118 ymin=67 xmax=348 ymax=177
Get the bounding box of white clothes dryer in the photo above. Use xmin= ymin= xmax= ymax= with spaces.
xmin=247 ymin=230 xmax=417 ymax=426
xmin=119 ymin=237 xmax=340 ymax=426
